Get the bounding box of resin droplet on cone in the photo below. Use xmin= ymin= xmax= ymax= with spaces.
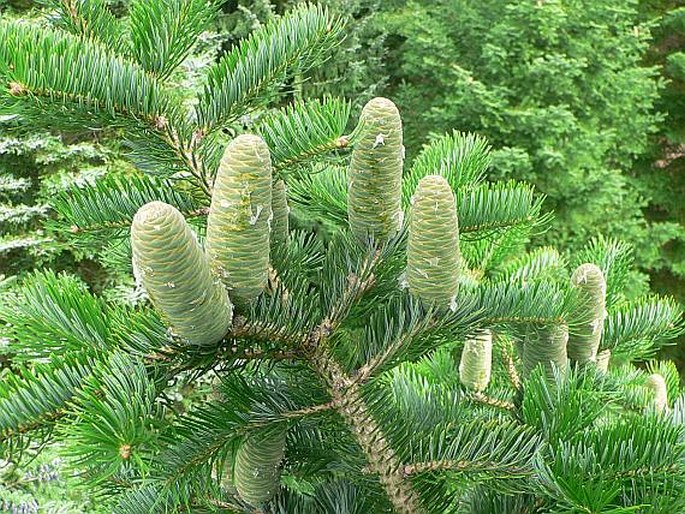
xmin=407 ymin=174 xmax=461 ymax=308
xmin=348 ymin=97 xmax=404 ymax=242
xmin=206 ymin=134 xmax=272 ymax=305
xmin=131 ymin=201 xmax=232 ymax=346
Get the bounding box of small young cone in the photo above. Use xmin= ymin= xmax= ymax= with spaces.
xmin=645 ymin=373 xmax=668 ymax=413
xmin=523 ymin=324 xmax=569 ymax=379
xmin=459 ymin=330 xmax=493 ymax=392
xmin=568 ymin=263 xmax=607 ymax=365
xmin=206 ymin=134 xmax=272 ymax=305
xmin=234 ymin=429 xmax=286 ymax=507
xmin=271 ymin=179 xmax=289 ymax=248
xmin=407 ymin=174 xmax=460 ymax=308
xmin=131 ymin=201 xmax=232 ymax=346
xmin=348 ymin=97 xmax=404 ymax=242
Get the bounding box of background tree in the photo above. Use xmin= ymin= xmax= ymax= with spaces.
xmin=378 ymin=0 xmax=682 ymax=300
xmin=635 ymin=2 xmax=685 ymax=361
xmin=1 ymin=3 xmax=685 ymax=513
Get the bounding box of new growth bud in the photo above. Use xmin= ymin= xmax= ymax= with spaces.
xmin=348 ymin=97 xmax=404 ymax=242
xmin=568 ymin=263 xmax=607 ymax=366
xmin=206 ymin=134 xmax=272 ymax=305
xmin=407 ymin=174 xmax=461 ymax=308
xmin=234 ymin=428 xmax=286 ymax=507
xmin=131 ymin=201 xmax=232 ymax=346
xmin=459 ymin=330 xmax=493 ymax=392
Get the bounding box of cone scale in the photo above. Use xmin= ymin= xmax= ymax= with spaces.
xmin=206 ymin=134 xmax=272 ymax=305
xmin=348 ymin=97 xmax=404 ymax=242
xmin=407 ymin=174 xmax=461 ymax=309
xmin=131 ymin=201 xmax=232 ymax=346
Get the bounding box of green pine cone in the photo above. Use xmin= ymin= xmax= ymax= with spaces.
xmin=131 ymin=201 xmax=232 ymax=346
xmin=206 ymin=134 xmax=272 ymax=305
xmin=234 ymin=428 xmax=286 ymax=507
xmin=522 ymin=324 xmax=569 ymax=379
xmin=459 ymin=330 xmax=493 ymax=392
xmin=271 ymin=179 xmax=289 ymax=248
xmin=568 ymin=263 xmax=607 ymax=365
xmin=347 ymin=96 xmax=404 ymax=242
xmin=407 ymin=174 xmax=460 ymax=308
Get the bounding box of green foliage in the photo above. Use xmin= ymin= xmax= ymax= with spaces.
xmin=253 ymin=97 xmax=352 ymax=173
xmin=0 ymin=120 xmax=119 ymax=280
xmin=1 ymin=1 xmax=684 ymax=513
xmin=60 ymin=353 xmax=164 ymax=487
xmin=271 ymin=178 xmax=290 ymax=247
xmin=128 ymin=0 xmax=221 ymax=79
xmin=196 ymin=3 xmax=344 ymax=131
xmin=0 ymin=270 xmax=111 ymax=362
xmin=380 ymin=0 xmax=681 ymax=292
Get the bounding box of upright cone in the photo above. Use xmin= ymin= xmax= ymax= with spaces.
xmin=568 ymin=263 xmax=607 ymax=366
xmin=348 ymin=97 xmax=404 ymax=242
xmin=131 ymin=201 xmax=232 ymax=346
xmin=271 ymin=179 xmax=289 ymax=248
xmin=459 ymin=330 xmax=493 ymax=392
xmin=407 ymin=174 xmax=460 ymax=308
xmin=523 ymin=324 xmax=569 ymax=379
xmin=206 ymin=134 xmax=272 ymax=305
xmin=234 ymin=428 xmax=286 ymax=507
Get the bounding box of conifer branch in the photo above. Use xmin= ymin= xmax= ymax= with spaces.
xmin=309 ymin=350 xmax=426 ymax=514
xmin=469 ymin=392 xmax=516 ymax=412
xmin=355 ymin=315 xmax=435 ymax=384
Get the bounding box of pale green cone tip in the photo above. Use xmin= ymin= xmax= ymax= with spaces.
xmin=568 ymin=263 xmax=607 ymax=365
xmin=523 ymin=324 xmax=569 ymax=379
xmin=234 ymin=429 xmax=286 ymax=507
xmin=131 ymin=201 xmax=233 ymax=346
xmin=407 ymin=174 xmax=460 ymax=308
xmin=271 ymin=179 xmax=289 ymax=248
xmin=459 ymin=330 xmax=493 ymax=392
xmin=348 ymin=96 xmax=404 ymax=242
xmin=645 ymin=373 xmax=668 ymax=413
xmin=206 ymin=134 xmax=273 ymax=305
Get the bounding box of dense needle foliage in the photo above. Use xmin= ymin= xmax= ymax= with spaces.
xmin=0 ymin=1 xmax=684 ymax=514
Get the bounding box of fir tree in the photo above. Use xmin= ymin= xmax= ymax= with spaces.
xmin=1 ymin=2 xmax=685 ymax=513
